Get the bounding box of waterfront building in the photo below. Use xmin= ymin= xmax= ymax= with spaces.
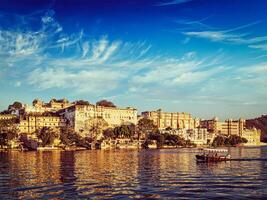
xmin=241 ymin=128 xmax=261 ymax=145
xmin=58 ymin=104 xmax=138 ymax=136
xmin=141 ymin=109 xmax=199 ymax=129
xmin=160 ymin=128 xmax=209 ymax=145
xmin=200 ymin=117 xmax=245 ymax=135
xmin=18 ymin=114 xmax=66 ymax=134
xmin=200 ymin=117 xmax=262 ymax=144
xmin=184 ymin=128 xmax=208 ymax=145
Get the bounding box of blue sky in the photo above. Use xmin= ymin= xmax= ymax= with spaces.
xmin=0 ymin=0 xmax=267 ymax=120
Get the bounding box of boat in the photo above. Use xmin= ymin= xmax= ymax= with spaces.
xmin=196 ymin=148 xmax=231 ymax=162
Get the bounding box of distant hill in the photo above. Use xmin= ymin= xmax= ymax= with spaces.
xmin=246 ymin=115 xmax=267 ymax=142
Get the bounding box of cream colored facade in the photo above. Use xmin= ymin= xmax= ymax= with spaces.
xmin=141 ymin=109 xmax=199 ymax=129
xmin=200 ymin=118 xmax=262 ymax=145
xmin=0 ymin=114 xmax=17 ymax=120
xmin=185 ymin=128 xmax=208 ymax=145
xmin=160 ymin=128 xmax=208 ymax=145
xmin=19 ymin=115 xmax=66 ymax=134
xmin=241 ymin=128 xmax=261 ymax=145
xmin=200 ymin=118 xmax=245 ymax=135
xmin=24 ymin=98 xmax=73 ymax=114
xmin=58 ymin=104 xmax=138 ymax=134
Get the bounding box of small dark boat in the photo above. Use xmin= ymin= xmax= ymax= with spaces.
xmin=196 ymin=148 xmax=231 ymax=162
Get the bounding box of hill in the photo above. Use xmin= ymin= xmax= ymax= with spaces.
xmin=246 ymin=115 xmax=267 ymax=142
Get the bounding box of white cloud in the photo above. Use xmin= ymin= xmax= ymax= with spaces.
xmin=170 ymin=66 xmax=225 ymax=85
xmin=155 ymin=0 xmax=193 ymax=6
xmin=1 ymin=9 xmax=266 ymax=114
xmin=249 ymin=44 xmax=267 ymax=51
xmin=183 ymin=21 xmax=267 ymax=50
xmin=27 ymin=67 xmax=125 ymax=95
xmin=239 ymin=62 xmax=267 ymax=74
xmin=14 ymin=81 xmax=21 ymax=87
xmin=92 ymin=36 xmax=109 ymax=59
xmin=82 ymin=41 xmax=89 ymax=58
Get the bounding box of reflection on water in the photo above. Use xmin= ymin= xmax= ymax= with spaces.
xmin=0 ymin=147 xmax=267 ymax=199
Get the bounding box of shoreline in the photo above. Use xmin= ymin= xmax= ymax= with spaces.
xmin=1 ymin=144 xmax=267 ymax=152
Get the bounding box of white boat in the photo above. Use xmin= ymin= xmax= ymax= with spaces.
xmin=196 ymin=148 xmax=231 ymax=162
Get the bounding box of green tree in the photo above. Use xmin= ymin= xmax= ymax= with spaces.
xmin=113 ymin=124 xmax=136 ymax=138
xmin=96 ymin=100 xmax=116 ymax=107
xmin=165 ymin=134 xmax=185 ymax=147
xmin=37 ymin=127 xmax=59 ymax=147
xmin=212 ymin=135 xmax=247 ymax=147
xmin=228 ymin=135 xmax=247 ymax=146
xmin=103 ymin=128 xmax=115 ymax=139
xmin=60 ymin=127 xmax=82 ymax=147
xmin=137 ymin=118 xmax=158 ymax=139
xmin=8 ymin=101 xmax=23 ymax=110
xmin=85 ymin=117 xmax=109 ymax=140
xmin=212 ymin=135 xmax=226 ymax=147
xmin=74 ymin=100 xmax=91 ymax=105
xmin=0 ymin=119 xmax=18 ymax=148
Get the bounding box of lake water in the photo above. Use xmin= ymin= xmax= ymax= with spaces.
xmin=0 ymin=147 xmax=267 ymax=199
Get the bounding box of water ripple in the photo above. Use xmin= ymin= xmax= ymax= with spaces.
xmin=0 ymin=147 xmax=267 ymax=199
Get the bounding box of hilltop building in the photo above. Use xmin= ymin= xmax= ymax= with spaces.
xmin=24 ymin=98 xmax=73 ymax=114
xmin=141 ymin=109 xmax=199 ymax=129
xmin=58 ymin=104 xmax=138 ymax=136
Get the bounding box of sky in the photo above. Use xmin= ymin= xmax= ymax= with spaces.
xmin=0 ymin=0 xmax=267 ymax=120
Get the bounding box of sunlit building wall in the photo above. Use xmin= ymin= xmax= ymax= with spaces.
xmin=58 ymin=104 xmax=138 ymax=134
xmin=141 ymin=109 xmax=199 ymax=129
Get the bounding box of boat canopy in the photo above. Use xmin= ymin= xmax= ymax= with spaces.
xmin=202 ymin=148 xmax=228 ymax=153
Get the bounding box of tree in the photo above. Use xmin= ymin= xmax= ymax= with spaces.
xmin=212 ymin=135 xmax=248 ymax=147
xmin=137 ymin=118 xmax=158 ymax=139
xmin=103 ymin=128 xmax=115 ymax=139
xmin=8 ymin=101 xmax=23 ymax=110
xmin=212 ymin=135 xmax=226 ymax=147
xmin=85 ymin=117 xmax=109 ymax=140
xmin=60 ymin=127 xmax=82 ymax=147
xmin=147 ymin=132 xmax=187 ymax=148
xmin=0 ymin=119 xmax=18 ymax=148
xmin=165 ymin=134 xmax=185 ymax=147
xmin=74 ymin=100 xmax=91 ymax=105
xmin=37 ymin=127 xmax=59 ymax=147
xmin=113 ymin=124 xmax=136 ymax=138
xmin=96 ymin=100 xmax=116 ymax=107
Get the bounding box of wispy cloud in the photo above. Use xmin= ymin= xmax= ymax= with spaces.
xmin=183 ymin=21 xmax=267 ymax=50
xmin=0 ymin=10 xmax=228 ymax=97
xmin=155 ymin=0 xmax=193 ymax=6
xmin=1 ymin=9 xmax=266 ymax=114
xmin=249 ymin=44 xmax=267 ymax=51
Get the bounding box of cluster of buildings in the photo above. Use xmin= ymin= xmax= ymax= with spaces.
xmin=0 ymin=98 xmax=262 ymax=146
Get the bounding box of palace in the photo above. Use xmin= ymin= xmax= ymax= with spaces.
xmin=18 ymin=114 xmax=66 ymax=134
xmin=200 ymin=117 xmax=261 ymax=145
xmin=241 ymin=128 xmax=261 ymax=145
xmin=200 ymin=117 xmax=245 ymax=135
xmin=24 ymin=98 xmax=73 ymax=114
xmin=58 ymin=104 xmax=138 ymax=135
xmin=0 ymin=114 xmax=17 ymax=121
xmin=141 ymin=109 xmax=199 ymax=129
